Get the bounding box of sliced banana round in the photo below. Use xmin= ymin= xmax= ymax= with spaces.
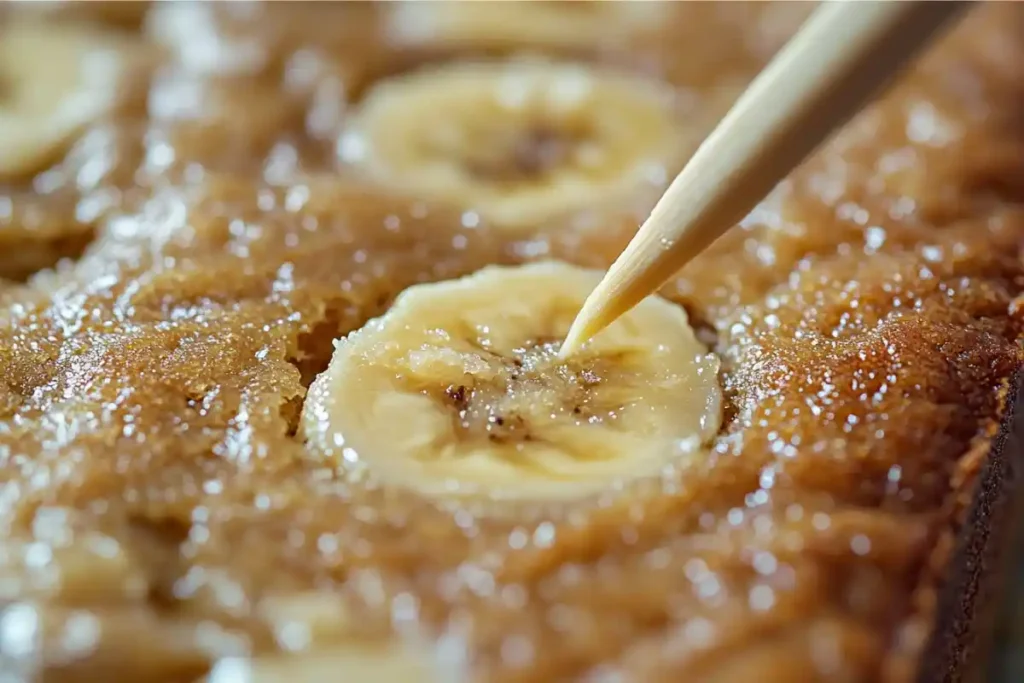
xmin=198 ymin=594 xmax=455 ymax=683
xmin=203 ymin=647 xmax=443 ymax=683
xmin=303 ymin=262 xmax=722 ymax=505
xmin=0 ymin=19 xmax=139 ymax=181
xmin=339 ymin=60 xmax=686 ymax=232
xmin=387 ymin=1 xmax=669 ymax=52
xmin=9 ymin=1 xmax=152 ymax=30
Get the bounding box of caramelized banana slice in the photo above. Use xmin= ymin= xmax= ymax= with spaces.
xmin=303 ymin=262 xmax=722 ymax=504
xmin=340 ymin=60 xmax=686 ymax=232
xmin=202 ymin=648 xmax=442 ymax=683
xmin=0 ymin=19 xmax=140 ymax=180
xmin=9 ymin=1 xmax=152 ymax=31
xmin=387 ymin=0 xmax=669 ymax=52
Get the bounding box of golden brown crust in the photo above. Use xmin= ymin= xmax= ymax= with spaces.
xmin=1 ymin=2 xmax=1023 ymax=682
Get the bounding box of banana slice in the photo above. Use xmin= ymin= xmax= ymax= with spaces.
xmin=387 ymin=1 xmax=669 ymax=52
xmin=9 ymin=1 xmax=152 ymax=30
xmin=202 ymin=647 xmax=443 ymax=683
xmin=0 ymin=19 xmax=138 ymax=181
xmin=339 ymin=60 xmax=686 ymax=232
xmin=302 ymin=262 xmax=722 ymax=505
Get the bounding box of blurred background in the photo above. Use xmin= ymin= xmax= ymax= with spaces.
xmin=992 ymin=532 xmax=1024 ymax=681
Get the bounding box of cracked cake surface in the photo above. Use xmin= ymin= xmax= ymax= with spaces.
xmin=1 ymin=2 xmax=1024 ymax=682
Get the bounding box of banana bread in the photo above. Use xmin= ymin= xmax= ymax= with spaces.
xmin=1 ymin=2 xmax=1023 ymax=682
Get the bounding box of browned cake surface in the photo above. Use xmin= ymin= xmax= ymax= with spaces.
xmin=2 ymin=2 xmax=1024 ymax=682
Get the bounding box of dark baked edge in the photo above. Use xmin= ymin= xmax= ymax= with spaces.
xmin=914 ymin=371 xmax=1024 ymax=683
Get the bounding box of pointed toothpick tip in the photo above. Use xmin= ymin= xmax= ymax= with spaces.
xmin=557 ymin=315 xmax=589 ymax=361
xmin=559 ymin=279 xmax=613 ymax=361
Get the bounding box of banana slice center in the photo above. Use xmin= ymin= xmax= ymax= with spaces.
xmin=303 ymin=262 xmax=723 ymax=505
xmin=410 ymin=337 xmax=648 ymax=466
xmin=430 ymin=122 xmax=593 ymax=186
